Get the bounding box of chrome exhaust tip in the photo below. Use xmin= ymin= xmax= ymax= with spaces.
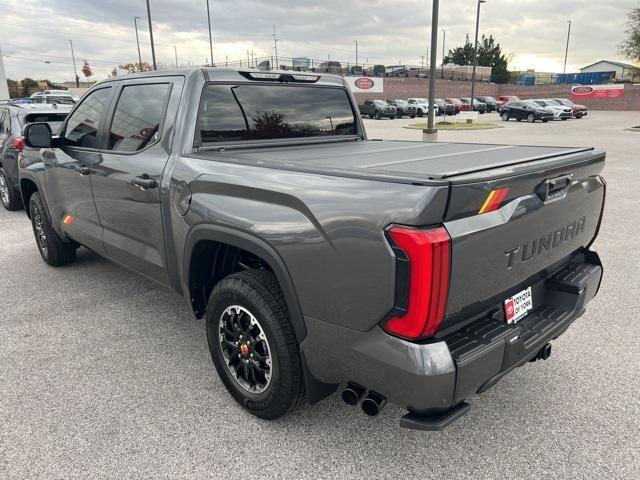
xmin=341 ymin=382 xmax=366 ymax=406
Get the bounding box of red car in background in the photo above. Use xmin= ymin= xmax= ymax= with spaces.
xmin=497 ymin=95 xmax=520 ymax=105
xmin=445 ymin=98 xmax=469 ymax=112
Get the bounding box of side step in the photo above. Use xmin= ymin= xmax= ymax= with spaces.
xmin=399 ymin=402 xmax=471 ymax=431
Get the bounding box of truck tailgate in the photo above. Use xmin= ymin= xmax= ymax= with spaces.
xmin=442 ymin=149 xmax=605 ymax=325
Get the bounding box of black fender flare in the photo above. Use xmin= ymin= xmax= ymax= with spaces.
xmin=183 ymin=223 xmax=307 ymax=342
xmin=183 ymin=224 xmax=338 ymax=403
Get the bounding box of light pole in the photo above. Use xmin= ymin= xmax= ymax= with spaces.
xmin=272 ymin=24 xmax=279 ymax=70
xmin=470 ymin=0 xmax=486 ymax=110
xmin=424 ymin=0 xmax=439 ymax=136
xmin=145 ymin=0 xmax=157 ymax=70
xmin=134 ymin=16 xmax=142 ymax=70
xmin=441 ymin=28 xmax=446 ymax=79
xmin=355 ymin=40 xmax=358 ymax=68
xmin=68 ymin=40 xmax=79 ymax=87
xmin=174 ymin=46 xmax=179 ymax=68
xmin=206 ymin=0 xmax=214 ymax=66
xmin=563 ymin=20 xmax=571 ymax=75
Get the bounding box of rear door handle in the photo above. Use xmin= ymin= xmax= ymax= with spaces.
xmin=74 ymin=166 xmax=90 ymax=176
xmin=131 ymin=174 xmax=157 ymax=190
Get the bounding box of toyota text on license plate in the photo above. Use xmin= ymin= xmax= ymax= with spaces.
xmin=504 ymin=286 xmax=532 ymax=324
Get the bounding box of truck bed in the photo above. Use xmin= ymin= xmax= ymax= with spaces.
xmin=194 ymin=140 xmax=597 ymax=184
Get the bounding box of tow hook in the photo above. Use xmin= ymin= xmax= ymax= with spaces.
xmin=530 ymin=343 xmax=552 ymax=362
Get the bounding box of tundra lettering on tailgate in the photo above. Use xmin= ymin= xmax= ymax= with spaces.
xmin=504 ymin=217 xmax=586 ymax=269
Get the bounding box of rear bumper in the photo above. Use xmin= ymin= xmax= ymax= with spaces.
xmin=301 ymin=251 xmax=602 ymax=415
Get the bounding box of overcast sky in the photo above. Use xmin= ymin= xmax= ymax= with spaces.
xmin=1 ymin=0 xmax=637 ymax=82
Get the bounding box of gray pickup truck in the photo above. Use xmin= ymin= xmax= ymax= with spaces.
xmin=18 ymin=69 xmax=605 ymax=430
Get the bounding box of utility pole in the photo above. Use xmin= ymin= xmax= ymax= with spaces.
xmin=354 ymin=40 xmax=358 ymax=67
xmin=174 ymin=46 xmax=178 ymax=68
xmin=441 ymin=28 xmax=446 ymax=79
xmin=563 ymin=20 xmax=571 ymax=75
xmin=145 ymin=0 xmax=157 ymax=70
xmin=470 ymin=0 xmax=486 ymax=109
xmin=247 ymin=50 xmax=250 ymax=67
xmin=68 ymin=40 xmax=79 ymax=87
xmin=134 ymin=16 xmax=143 ymax=70
xmin=272 ymin=24 xmax=279 ymax=70
xmin=420 ymin=55 xmax=425 ymax=70
xmin=425 ymin=0 xmax=439 ymax=137
xmin=225 ymin=55 xmax=228 ymax=67
xmin=206 ymin=0 xmax=214 ymax=66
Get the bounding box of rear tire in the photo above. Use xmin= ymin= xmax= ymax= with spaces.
xmin=0 ymin=168 xmax=21 ymax=211
xmin=417 ymin=109 xmax=423 ymax=117
xmin=374 ymin=111 xmax=381 ymax=120
xmin=29 ymin=192 xmax=76 ymax=266
xmin=206 ymin=269 xmax=305 ymax=420
xmin=501 ymin=112 xmax=510 ymax=122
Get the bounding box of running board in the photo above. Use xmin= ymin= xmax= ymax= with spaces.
xmin=399 ymin=402 xmax=471 ymax=431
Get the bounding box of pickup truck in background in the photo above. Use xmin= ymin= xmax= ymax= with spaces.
xmin=18 ymin=69 xmax=605 ymax=430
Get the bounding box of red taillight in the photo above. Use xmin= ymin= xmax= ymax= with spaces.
xmin=13 ymin=138 xmax=25 ymax=151
xmin=384 ymin=226 xmax=451 ymax=340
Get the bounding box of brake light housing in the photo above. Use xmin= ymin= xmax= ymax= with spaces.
xmin=383 ymin=226 xmax=451 ymax=341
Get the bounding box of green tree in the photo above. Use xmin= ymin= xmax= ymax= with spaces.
xmin=619 ymin=7 xmax=640 ymax=62
xmin=444 ymin=34 xmax=511 ymax=83
xmin=21 ymin=78 xmax=39 ymax=97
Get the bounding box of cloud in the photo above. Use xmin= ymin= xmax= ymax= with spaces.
xmin=0 ymin=0 xmax=634 ymax=82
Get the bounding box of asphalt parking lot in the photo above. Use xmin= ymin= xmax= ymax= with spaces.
xmin=1 ymin=111 xmax=639 ymax=479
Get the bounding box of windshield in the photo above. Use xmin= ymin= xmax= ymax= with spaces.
xmin=544 ymin=99 xmax=562 ymax=106
xmin=526 ymin=101 xmax=543 ymax=109
xmin=197 ymin=84 xmax=357 ymax=144
xmin=533 ymin=100 xmax=548 ymax=107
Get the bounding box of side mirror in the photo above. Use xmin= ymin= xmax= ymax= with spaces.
xmin=23 ymin=122 xmax=53 ymax=148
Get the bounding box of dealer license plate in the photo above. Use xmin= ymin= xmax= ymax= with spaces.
xmin=504 ymin=286 xmax=533 ymax=324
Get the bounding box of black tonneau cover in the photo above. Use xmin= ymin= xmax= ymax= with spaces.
xmin=194 ymin=140 xmax=595 ymax=184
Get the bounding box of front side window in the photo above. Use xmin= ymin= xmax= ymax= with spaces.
xmin=64 ymin=87 xmax=112 ymax=148
xmin=197 ymin=84 xmax=357 ymax=144
xmin=107 ymin=83 xmax=171 ymax=152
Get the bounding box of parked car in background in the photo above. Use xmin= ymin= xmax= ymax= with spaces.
xmin=365 ymin=64 xmax=386 ymax=76
xmin=446 ymin=97 xmax=471 ymax=112
xmin=359 ymin=99 xmax=397 ymax=119
xmin=386 ymin=99 xmax=416 ymax=118
xmin=0 ymin=103 xmax=71 ymax=210
xmin=500 ymin=100 xmax=554 ymax=123
xmin=461 ymin=98 xmax=487 ymax=113
xmin=349 ymin=66 xmax=365 ymax=76
xmin=30 ymin=95 xmax=76 ymax=105
xmin=475 ymin=96 xmax=500 ymax=112
xmin=407 ymin=98 xmax=437 ymax=117
xmin=498 ymin=95 xmax=520 ymax=105
xmin=530 ymin=100 xmax=572 ymax=120
xmin=434 ymin=98 xmax=456 ymax=115
xmin=316 ymin=61 xmax=343 ymax=74
xmin=552 ymin=98 xmax=588 ymax=118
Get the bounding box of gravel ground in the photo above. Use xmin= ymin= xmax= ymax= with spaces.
xmin=1 ymin=111 xmax=639 ymax=479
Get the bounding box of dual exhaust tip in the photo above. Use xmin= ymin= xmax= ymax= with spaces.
xmin=342 ymin=382 xmax=386 ymax=417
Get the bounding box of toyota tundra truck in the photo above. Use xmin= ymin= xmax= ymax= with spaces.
xmin=18 ymin=68 xmax=605 ymax=430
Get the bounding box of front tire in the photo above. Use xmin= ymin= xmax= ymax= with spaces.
xmin=501 ymin=112 xmax=510 ymax=121
xmin=527 ymin=113 xmax=535 ymax=123
xmin=0 ymin=168 xmax=21 ymax=211
xmin=374 ymin=111 xmax=381 ymax=120
xmin=206 ymin=270 xmax=304 ymax=420
xmin=29 ymin=192 xmax=76 ymax=266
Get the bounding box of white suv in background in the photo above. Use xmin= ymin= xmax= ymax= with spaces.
xmin=407 ymin=98 xmax=438 ymax=117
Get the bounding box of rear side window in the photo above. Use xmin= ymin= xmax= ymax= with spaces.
xmin=197 ymin=84 xmax=356 ymax=144
xmin=64 ymin=87 xmax=112 ymax=148
xmin=107 ymin=83 xmax=171 ymax=152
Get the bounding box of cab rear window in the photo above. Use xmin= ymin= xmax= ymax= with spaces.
xmin=196 ymin=84 xmax=357 ymax=144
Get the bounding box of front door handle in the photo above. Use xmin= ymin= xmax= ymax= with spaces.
xmin=131 ymin=174 xmax=157 ymax=190
xmin=74 ymin=166 xmax=90 ymax=176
